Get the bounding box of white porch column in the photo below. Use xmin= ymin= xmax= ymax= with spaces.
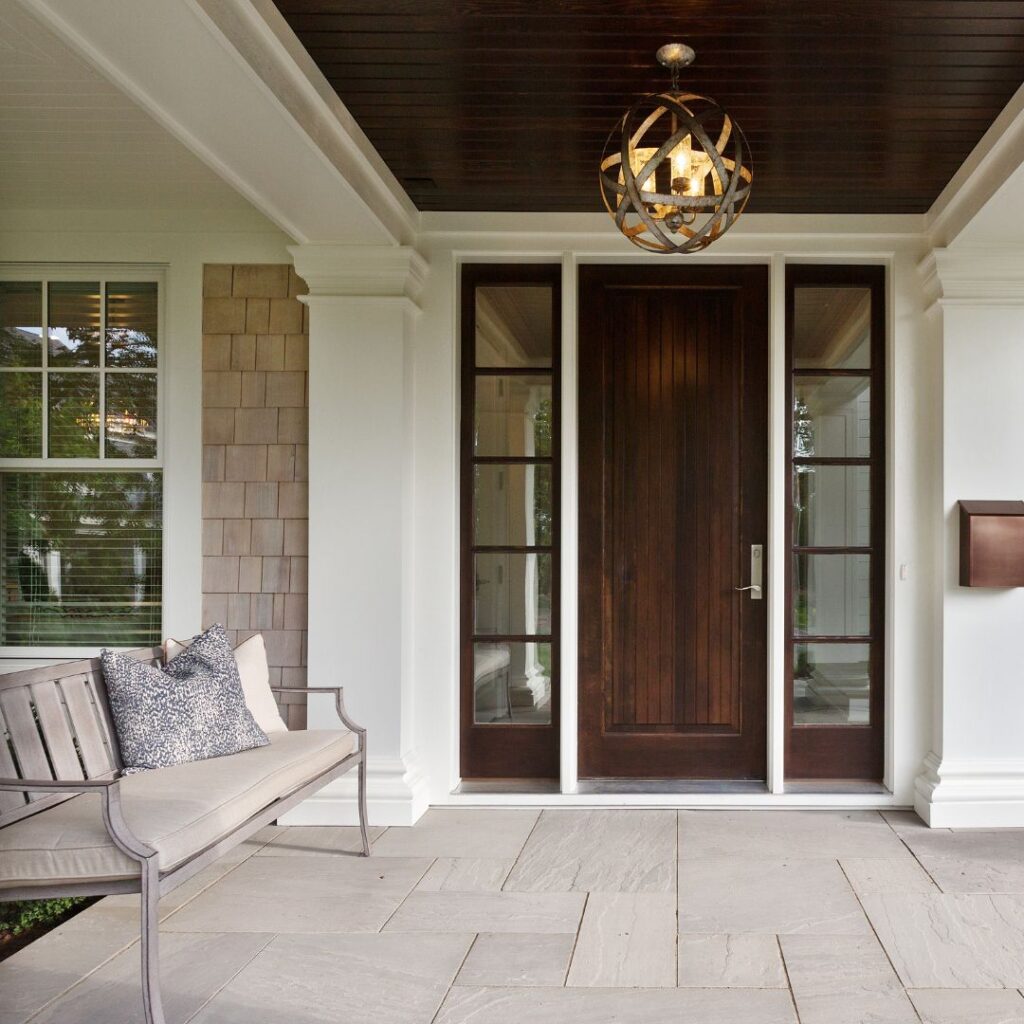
xmin=916 ymin=248 xmax=1024 ymax=827
xmin=282 ymin=243 xmax=429 ymax=826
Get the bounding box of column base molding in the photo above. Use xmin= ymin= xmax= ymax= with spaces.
xmin=915 ymin=751 xmax=1024 ymax=827
xmin=280 ymin=753 xmax=429 ymax=827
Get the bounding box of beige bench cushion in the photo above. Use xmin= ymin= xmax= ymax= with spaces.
xmin=0 ymin=729 xmax=356 ymax=888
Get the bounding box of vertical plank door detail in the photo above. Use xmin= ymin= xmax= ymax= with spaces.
xmin=578 ymin=265 xmax=769 ymax=780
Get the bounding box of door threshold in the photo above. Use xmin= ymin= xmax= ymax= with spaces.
xmin=784 ymin=780 xmax=889 ymax=795
xmin=577 ymin=779 xmax=768 ymax=795
xmin=454 ymin=779 xmax=561 ymax=795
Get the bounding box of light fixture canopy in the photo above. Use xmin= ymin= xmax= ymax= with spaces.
xmin=600 ymin=43 xmax=752 ymax=253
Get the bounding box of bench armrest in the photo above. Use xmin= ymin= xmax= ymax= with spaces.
xmin=0 ymin=776 xmax=119 ymax=792
xmin=268 ymin=685 xmax=366 ymax=744
xmin=0 ymin=775 xmax=156 ymax=861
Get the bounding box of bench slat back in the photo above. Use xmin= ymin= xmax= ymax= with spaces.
xmin=0 ymin=648 xmax=162 ymax=827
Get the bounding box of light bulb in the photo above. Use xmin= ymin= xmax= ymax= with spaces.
xmin=628 ymin=146 xmax=658 ymax=196
xmin=669 ymin=135 xmax=692 ymax=193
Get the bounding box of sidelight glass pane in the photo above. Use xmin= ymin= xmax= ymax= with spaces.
xmin=106 ymin=282 xmax=157 ymax=367
xmin=48 ymin=282 xmax=101 ymax=367
xmin=475 ymin=285 xmax=553 ymax=368
xmin=0 ymin=471 xmax=162 ymax=646
xmin=473 ymin=641 xmax=552 ymax=725
xmin=474 ymin=375 xmax=552 ymax=457
xmin=473 ymin=464 xmax=552 ymax=547
xmin=474 ymin=552 xmax=552 ymax=636
xmin=0 ymin=373 xmax=42 ymax=457
xmin=793 ymin=465 xmax=871 ymax=548
xmin=794 ymin=642 xmax=871 ymax=725
xmin=793 ymin=287 xmax=871 ymax=369
xmin=793 ymin=375 xmax=870 ymax=458
xmin=793 ymin=553 xmax=870 ymax=637
xmin=0 ymin=282 xmax=43 ymax=367
xmin=105 ymin=373 xmax=157 ymax=459
xmin=48 ymin=372 xmax=100 ymax=458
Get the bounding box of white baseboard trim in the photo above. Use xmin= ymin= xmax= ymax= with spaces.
xmin=915 ymin=751 xmax=1024 ymax=827
xmin=279 ymin=753 xmax=429 ymax=827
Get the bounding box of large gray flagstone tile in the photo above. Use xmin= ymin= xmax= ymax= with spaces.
xmin=677 ymin=934 xmax=788 ymax=988
xmin=0 ymin=904 xmax=140 ymax=1024
xmin=105 ymin=826 xmax=287 ymax=918
xmin=881 ymin=809 xmax=938 ymax=836
xmin=190 ymin=932 xmax=473 ymax=1024
xmin=104 ymin=859 xmax=254 ymax=921
xmin=780 ymin=934 xmax=918 ymax=1024
xmin=417 ymin=857 xmax=515 ymax=892
xmin=370 ymin=809 xmax=538 ymax=858
xmin=839 ymin=856 xmax=939 ymax=893
xmin=256 ymin=824 xmax=386 ymax=856
xmin=504 ymin=810 xmax=676 ymax=892
xmin=455 ymin=933 xmax=575 ymax=987
xmin=28 ymin=932 xmax=270 ymax=1024
xmin=679 ymin=857 xmax=871 ymax=935
xmin=862 ymin=892 xmax=1024 ymax=987
xmin=566 ymin=893 xmax=676 ymax=987
xmin=679 ymin=809 xmax=905 ymax=860
xmin=898 ymin=830 xmax=1024 ymax=893
xmin=434 ymin=986 xmax=797 ymax=1024
xmin=164 ymin=853 xmax=432 ymax=933
xmin=909 ymin=988 xmax=1024 ymax=1024
xmin=384 ymin=891 xmax=586 ymax=933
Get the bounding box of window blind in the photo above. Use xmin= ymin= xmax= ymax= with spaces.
xmin=0 ymin=471 xmax=162 ymax=646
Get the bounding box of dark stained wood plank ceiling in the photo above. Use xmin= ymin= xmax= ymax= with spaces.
xmin=273 ymin=0 xmax=1024 ymax=214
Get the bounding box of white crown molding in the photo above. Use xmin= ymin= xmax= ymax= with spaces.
xmin=279 ymin=753 xmax=429 ymax=827
xmin=918 ymin=247 xmax=1024 ymax=311
xmin=289 ymin=243 xmax=428 ymax=304
xmin=915 ymin=750 xmax=1024 ymax=827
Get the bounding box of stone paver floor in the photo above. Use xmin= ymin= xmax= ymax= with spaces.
xmin=5 ymin=809 xmax=1024 ymax=1023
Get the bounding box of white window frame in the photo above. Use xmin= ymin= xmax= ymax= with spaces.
xmin=0 ymin=263 xmax=166 ymax=658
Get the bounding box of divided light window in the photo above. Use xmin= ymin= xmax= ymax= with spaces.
xmin=785 ymin=265 xmax=885 ymax=781
xmin=460 ymin=264 xmax=560 ymax=779
xmin=0 ymin=277 xmax=162 ymax=650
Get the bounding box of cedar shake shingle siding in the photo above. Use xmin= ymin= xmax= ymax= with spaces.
xmin=201 ymin=264 xmax=309 ymax=727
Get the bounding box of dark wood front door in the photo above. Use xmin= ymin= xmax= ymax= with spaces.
xmin=578 ymin=265 xmax=769 ymax=779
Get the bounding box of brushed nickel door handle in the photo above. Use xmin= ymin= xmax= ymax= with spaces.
xmin=735 ymin=544 xmax=763 ymax=599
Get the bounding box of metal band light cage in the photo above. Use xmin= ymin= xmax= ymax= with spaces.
xmin=600 ymin=91 xmax=752 ymax=254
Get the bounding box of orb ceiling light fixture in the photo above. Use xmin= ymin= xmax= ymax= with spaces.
xmin=599 ymin=42 xmax=752 ymax=253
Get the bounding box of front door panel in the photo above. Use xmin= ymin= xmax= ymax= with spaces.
xmin=578 ymin=265 xmax=769 ymax=779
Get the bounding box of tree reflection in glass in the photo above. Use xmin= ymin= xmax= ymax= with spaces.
xmin=48 ymin=372 xmax=100 ymax=458
xmin=0 ymin=472 xmax=162 ymax=646
xmin=105 ymin=374 xmax=157 ymax=458
xmin=0 ymin=282 xmax=43 ymax=367
xmin=106 ymin=282 xmax=157 ymax=367
xmin=48 ymin=283 xmax=101 ymax=367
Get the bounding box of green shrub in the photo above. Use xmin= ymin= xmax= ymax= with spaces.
xmin=0 ymin=898 xmax=86 ymax=937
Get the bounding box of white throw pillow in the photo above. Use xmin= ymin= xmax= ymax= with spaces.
xmin=164 ymin=631 xmax=288 ymax=734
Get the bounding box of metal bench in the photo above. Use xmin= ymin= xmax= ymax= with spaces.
xmin=0 ymin=647 xmax=369 ymax=1024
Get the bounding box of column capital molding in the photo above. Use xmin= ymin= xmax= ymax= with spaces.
xmin=288 ymin=243 xmax=428 ymax=305
xmin=920 ymin=246 xmax=1024 ymax=310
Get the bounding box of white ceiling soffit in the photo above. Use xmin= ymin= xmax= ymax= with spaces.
xmin=0 ymin=1 xmax=252 ymax=212
xmin=19 ymin=0 xmax=418 ymax=246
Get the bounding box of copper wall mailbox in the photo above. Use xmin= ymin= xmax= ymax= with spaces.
xmin=959 ymin=501 xmax=1024 ymax=587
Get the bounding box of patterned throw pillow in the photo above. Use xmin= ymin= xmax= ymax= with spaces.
xmin=101 ymin=623 xmax=269 ymax=771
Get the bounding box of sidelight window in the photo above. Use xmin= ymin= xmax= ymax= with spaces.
xmin=786 ymin=266 xmax=885 ymax=780
xmin=460 ymin=265 xmax=560 ymax=778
